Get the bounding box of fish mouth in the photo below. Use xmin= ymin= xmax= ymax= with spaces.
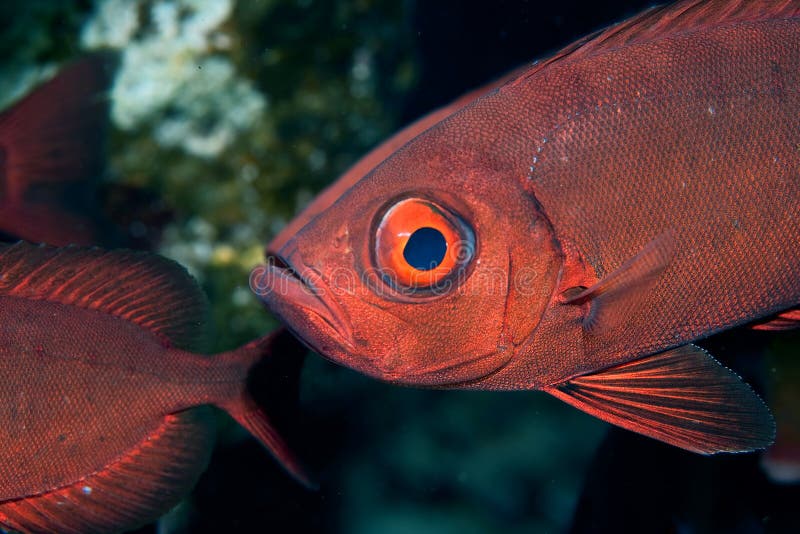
xmin=253 ymin=252 xmax=354 ymax=350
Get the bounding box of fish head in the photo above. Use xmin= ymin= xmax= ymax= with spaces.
xmin=255 ymin=133 xmax=562 ymax=387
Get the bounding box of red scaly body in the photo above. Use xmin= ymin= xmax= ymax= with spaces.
xmin=257 ymin=0 xmax=800 ymax=454
xmin=0 ymin=242 xmax=307 ymax=534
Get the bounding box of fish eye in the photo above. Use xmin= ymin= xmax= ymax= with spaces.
xmin=374 ymin=197 xmax=474 ymax=291
xmin=403 ymin=227 xmax=447 ymax=270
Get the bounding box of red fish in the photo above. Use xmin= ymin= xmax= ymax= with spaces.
xmin=0 ymin=241 xmax=308 ymax=534
xmin=256 ymin=0 xmax=800 ymax=454
xmin=0 ymin=55 xmax=113 ymax=246
xmin=268 ymin=65 xmax=527 ymax=252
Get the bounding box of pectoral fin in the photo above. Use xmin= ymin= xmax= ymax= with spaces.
xmin=751 ymin=308 xmax=800 ymax=331
xmin=562 ymin=231 xmax=675 ymax=335
xmin=546 ymin=344 xmax=775 ymax=454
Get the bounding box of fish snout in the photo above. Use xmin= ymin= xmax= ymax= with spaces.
xmin=257 ymin=243 xmax=355 ymax=350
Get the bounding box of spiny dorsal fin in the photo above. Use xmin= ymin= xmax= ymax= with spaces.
xmin=571 ymin=0 xmax=800 ymax=60
xmin=547 ymin=344 xmax=775 ymax=454
xmin=0 ymin=241 xmax=207 ymax=350
xmin=509 ymin=0 xmax=800 ymax=89
xmin=0 ymin=409 xmax=215 ymax=534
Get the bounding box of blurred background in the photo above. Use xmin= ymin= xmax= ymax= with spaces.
xmin=1 ymin=1 xmax=799 ymax=532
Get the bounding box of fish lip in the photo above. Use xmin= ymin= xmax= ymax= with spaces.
xmin=255 ymin=253 xmax=355 ymax=349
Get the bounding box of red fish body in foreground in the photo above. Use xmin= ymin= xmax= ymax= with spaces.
xmin=256 ymin=0 xmax=800 ymax=454
xmin=0 ymin=242 xmax=307 ymax=534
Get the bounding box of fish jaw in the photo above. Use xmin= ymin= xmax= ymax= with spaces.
xmin=251 ymin=250 xmax=517 ymax=387
xmin=251 ymin=259 xmax=356 ymax=357
xmin=250 ymin=253 xmax=420 ymax=382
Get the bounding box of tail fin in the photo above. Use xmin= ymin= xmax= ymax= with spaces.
xmin=216 ymin=328 xmax=315 ymax=489
xmin=0 ymin=54 xmax=116 ymax=245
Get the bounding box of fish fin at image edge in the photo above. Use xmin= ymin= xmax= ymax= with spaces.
xmin=0 ymin=409 xmax=215 ymax=534
xmin=546 ymin=344 xmax=775 ymax=454
xmin=0 ymin=54 xmax=114 ymax=202
xmin=750 ymin=307 xmax=800 ymax=331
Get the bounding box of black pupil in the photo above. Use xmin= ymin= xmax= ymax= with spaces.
xmin=403 ymin=227 xmax=447 ymax=271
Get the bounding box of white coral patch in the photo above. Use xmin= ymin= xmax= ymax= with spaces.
xmin=81 ymin=0 xmax=266 ymax=157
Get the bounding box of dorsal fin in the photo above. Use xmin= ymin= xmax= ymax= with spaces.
xmin=0 ymin=241 xmax=207 ymax=350
xmin=572 ymin=0 xmax=800 ymax=59
xmin=0 ymin=409 xmax=215 ymax=534
xmin=0 ymin=54 xmax=115 ymax=204
xmin=509 ymin=0 xmax=800 ymax=89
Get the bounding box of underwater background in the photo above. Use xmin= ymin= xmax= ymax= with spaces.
xmin=2 ymin=0 xmax=799 ymax=532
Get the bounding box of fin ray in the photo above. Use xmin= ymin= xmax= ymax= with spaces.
xmin=0 ymin=409 xmax=215 ymax=534
xmin=217 ymin=331 xmax=315 ymax=488
xmin=0 ymin=54 xmax=114 ymax=202
xmin=0 ymin=242 xmax=208 ymax=350
xmin=751 ymin=308 xmax=800 ymax=331
xmin=562 ymin=232 xmax=675 ymax=335
xmin=547 ymin=344 xmax=775 ymax=454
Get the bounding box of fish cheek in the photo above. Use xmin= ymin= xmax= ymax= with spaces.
xmin=504 ymin=215 xmax=563 ymax=346
xmin=346 ymin=302 xmax=423 ymax=379
xmin=367 ymin=235 xmax=517 ymax=384
xmin=360 ymin=292 xmax=508 ymax=385
xmin=465 ymin=178 xmax=562 ymax=351
xmin=344 ymin=244 xmax=511 ymax=384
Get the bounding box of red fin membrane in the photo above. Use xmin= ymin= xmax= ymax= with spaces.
xmin=547 ymin=345 xmax=775 ymax=454
xmin=0 ymin=54 xmax=114 ymax=203
xmin=751 ymin=308 xmax=800 ymax=331
xmin=562 ymin=232 xmax=675 ymax=335
xmin=219 ymin=332 xmax=315 ymax=488
xmin=0 ymin=409 xmax=215 ymax=534
xmin=224 ymin=396 xmax=315 ymax=489
xmin=0 ymin=201 xmax=99 ymax=246
xmin=0 ymin=242 xmax=208 ymax=350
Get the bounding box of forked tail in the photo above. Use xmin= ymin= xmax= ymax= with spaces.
xmin=214 ymin=328 xmax=314 ymax=488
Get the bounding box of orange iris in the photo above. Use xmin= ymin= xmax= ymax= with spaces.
xmin=374 ymin=198 xmax=473 ymax=290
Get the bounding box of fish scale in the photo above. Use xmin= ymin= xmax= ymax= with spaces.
xmin=259 ymin=0 xmax=797 ymax=455
xmin=506 ymin=19 xmax=800 ymax=381
xmin=0 ymin=242 xmax=309 ymax=534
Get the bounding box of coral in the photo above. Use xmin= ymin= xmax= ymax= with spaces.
xmin=82 ymin=0 xmax=265 ymax=158
xmin=79 ymin=0 xmax=416 ymax=352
